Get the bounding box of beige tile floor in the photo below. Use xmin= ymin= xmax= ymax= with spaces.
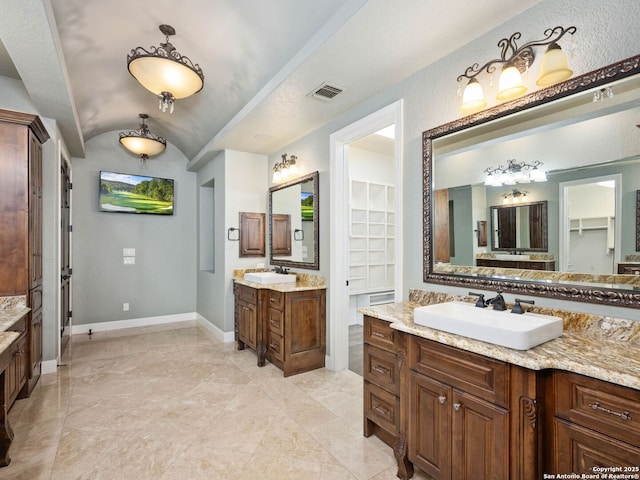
xmin=0 ymin=321 xmax=429 ymax=480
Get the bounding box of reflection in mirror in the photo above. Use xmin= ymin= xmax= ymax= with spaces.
xmin=269 ymin=171 xmax=319 ymax=270
xmin=424 ymin=55 xmax=640 ymax=307
xmin=490 ymin=201 xmax=547 ymax=251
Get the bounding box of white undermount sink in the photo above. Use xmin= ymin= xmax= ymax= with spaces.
xmin=495 ymin=254 xmax=531 ymax=261
xmin=413 ymin=301 xmax=563 ymax=350
xmin=243 ymin=271 xmax=297 ymax=284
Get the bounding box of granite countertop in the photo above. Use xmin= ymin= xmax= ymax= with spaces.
xmin=0 ymin=295 xmax=29 ymax=332
xmin=233 ymin=269 xmax=326 ymax=292
xmin=359 ymin=299 xmax=640 ymax=391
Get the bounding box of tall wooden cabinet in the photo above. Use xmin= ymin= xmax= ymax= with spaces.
xmin=0 ymin=109 xmax=49 ymax=399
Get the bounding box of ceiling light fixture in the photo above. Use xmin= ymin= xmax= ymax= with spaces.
xmin=118 ymin=114 xmax=166 ymax=165
xmin=272 ymin=154 xmax=299 ymax=183
xmin=127 ymin=24 xmax=204 ymax=113
xmin=484 ymin=159 xmax=547 ymax=187
xmin=458 ymin=26 xmax=576 ymax=115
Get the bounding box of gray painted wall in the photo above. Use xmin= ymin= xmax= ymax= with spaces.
xmin=267 ymin=0 xmax=640 ymax=320
xmin=71 ymin=131 xmax=197 ymax=324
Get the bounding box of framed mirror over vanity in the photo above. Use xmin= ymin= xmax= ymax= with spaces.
xmin=424 ymin=54 xmax=640 ymax=307
xmin=269 ymin=171 xmax=319 ymax=270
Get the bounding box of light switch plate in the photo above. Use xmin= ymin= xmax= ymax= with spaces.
xmin=123 ymin=248 xmax=135 ymax=257
xmin=123 ymin=256 xmax=135 ymax=265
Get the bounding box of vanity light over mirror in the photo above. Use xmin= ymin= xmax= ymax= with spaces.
xmin=424 ymin=55 xmax=640 ymax=307
xmin=269 ymin=171 xmax=319 ymax=270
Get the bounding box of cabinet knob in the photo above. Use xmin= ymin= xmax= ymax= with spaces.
xmin=453 ymin=402 xmax=462 ymax=411
xmin=438 ymin=396 xmax=446 ymax=404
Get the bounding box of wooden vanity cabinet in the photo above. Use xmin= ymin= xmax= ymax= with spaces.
xmin=5 ymin=316 xmax=29 ymax=408
xmin=550 ymin=371 xmax=640 ymax=472
xmin=234 ymin=282 xmax=326 ymax=376
xmin=400 ymin=335 xmax=540 ymax=480
xmin=363 ymin=315 xmax=405 ymax=448
xmin=476 ymin=258 xmax=555 ymax=271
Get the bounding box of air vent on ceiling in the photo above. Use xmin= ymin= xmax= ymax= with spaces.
xmin=308 ymin=83 xmax=343 ymax=102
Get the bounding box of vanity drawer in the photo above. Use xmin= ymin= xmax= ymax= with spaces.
xmin=409 ymin=336 xmax=509 ymax=407
xmin=364 ymin=315 xmax=397 ymax=352
xmin=364 ymin=344 xmax=400 ymax=396
xmin=268 ymin=290 xmax=284 ymax=311
xmin=236 ymin=284 xmax=257 ymax=304
xmin=267 ymin=308 xmax=284 ymax=335
xmin=554 ymin=371 xmax=640 ymax=447
xmin=364 ymin=381 xmax=400 ymax=437
xmin=29 ymin=286 xmax=43 ymax=311
xmin=266 ymin=330 xmax=283 ymax=362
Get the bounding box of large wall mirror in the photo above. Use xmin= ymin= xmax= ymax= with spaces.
xmin=269 ymin=171 xmax=319 ymax=270
xmin=424 ymin=55 xmax=640 ymax=307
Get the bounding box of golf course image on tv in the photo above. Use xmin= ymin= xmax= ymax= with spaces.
xmin=99 ymin=171 xmax=174 ymax=215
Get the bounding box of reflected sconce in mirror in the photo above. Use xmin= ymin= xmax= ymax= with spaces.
xmin=502 ymin=189 xmax=528 ymax=204
xmin=272 ymin=153 xmax=299 ymax=183
xmin=458 ymin=26 xmax=576 ymax=115
xmin=484 ymin=159 xmax=547 ymax=187
xmin=119 ymin=113 xmax=166 ymax=165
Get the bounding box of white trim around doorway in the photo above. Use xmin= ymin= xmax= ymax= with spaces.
xmin=327 ymin=100 xmax=404 ymax=371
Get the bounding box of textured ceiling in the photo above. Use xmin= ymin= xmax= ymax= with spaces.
xmin=0 ymin=0 xmax=541 ymax=162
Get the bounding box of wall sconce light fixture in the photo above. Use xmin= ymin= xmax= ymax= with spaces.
xmin=502 ymin=189 xmax=529 ymax=204
xmin=118 ymin=113 xmax=167 ymax=165
xmin=127 ymin=24 xmax=205 ymax=113
xmin=458 ymin=26 xmax=576 ymax=115
xmin=484 ymin=159 xmax=547 ymax=187
xmin=272 ymin=153 xmax=299 ymax=183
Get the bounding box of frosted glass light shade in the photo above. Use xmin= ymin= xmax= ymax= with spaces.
xmin=119 ymin=135 xmax=166 ymax=157
xmin=460 ymin=78 xmax=487 ymax=114
xmin=536 ymin=43 xmax=573 ymax=87
xmin=496 ymin=66 xmax=527 ymax=101
xmin=529 ymin=168 xmax=547 ymax=182
xmin=128 ymin=56 xmax=204 ymax=99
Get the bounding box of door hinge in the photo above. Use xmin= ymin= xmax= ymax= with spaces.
xmin=69 ymin=182 xmax=72 ymax=189
xmin=68 ymin=225 xmax=73 ymax=233
xmin=346 ymin=280 xmax=349 ymax=286
xmin=68 ymin=268 xmax=72 ymax=275
xmin=68 ymin=311 xmax=72 ymax=318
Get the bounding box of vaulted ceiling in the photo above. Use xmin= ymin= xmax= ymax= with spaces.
xmin=0 ymin=0 xmax=540 ymax=165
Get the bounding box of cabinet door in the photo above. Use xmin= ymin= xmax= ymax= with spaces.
xmin=31 ymin=309 xmax=43 ymax=374
xmin=29 ymin=130 xmax=43 ymax=289
xmin=451 ymin=389 xmax=509 ymax=479
xmin=408 ymin=371 xmax=451 ymax=479
xmin=238 ymin=300 xmax=257 ymax=350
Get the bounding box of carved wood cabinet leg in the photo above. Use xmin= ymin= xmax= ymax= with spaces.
xmin=257 ymin=342 xmax=266 ymax=367
xmin=394 ymin=433 xmax=413 ymax=479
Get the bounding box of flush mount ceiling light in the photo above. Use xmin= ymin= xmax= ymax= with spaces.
xmin=272 ymin=153 xmax=299 ymax=183
xmin=127 ymin=24 xmax=204 ymax=113
xmin=119 ymin=114 xmax=167 ymax=165
xmin=484 ymin=159 xmax=547 ymax=187
xmin=458 ymin=26 xmax=576 ymax=115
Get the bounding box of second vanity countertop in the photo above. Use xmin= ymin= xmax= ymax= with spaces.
xmin=359 ymin=301 xmax=640 ymax=391
xmin=0 ymin=295 xmax=30 ymax=359
xmin=233 ymin=269 xmax=326 ymax=293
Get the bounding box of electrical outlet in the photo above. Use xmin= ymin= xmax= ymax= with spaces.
xmin=123 ymin=302 xmax=129 ymax=311
xmin=123 ymin=256 xmax=135 ymax=265
xmin=123 ymin=248 xmax=135 ymax=257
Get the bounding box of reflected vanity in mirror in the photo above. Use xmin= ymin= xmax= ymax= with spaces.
xmin=269 ymin=171 xmax=319 ymax=270
xmin=424 ymin=54 xmax=640 ymax=307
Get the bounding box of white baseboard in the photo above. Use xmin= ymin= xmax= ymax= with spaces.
xmin=70 ymin=312 xmax=197 ymax=335
xmin=196 ymin=314 xmax=235 ymax=343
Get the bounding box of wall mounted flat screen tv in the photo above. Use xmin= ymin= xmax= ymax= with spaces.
xmin=99 ymin=171 xmax=174 ymax=215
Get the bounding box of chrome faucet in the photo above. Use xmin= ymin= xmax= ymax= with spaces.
xmin=485 ymin=291 xmax=506 ymax=311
